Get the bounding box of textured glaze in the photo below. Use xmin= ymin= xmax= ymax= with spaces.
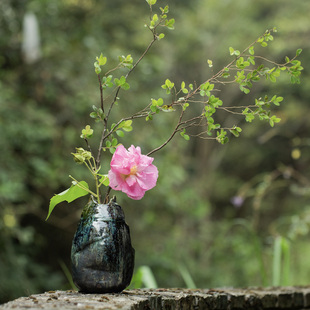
xmin=71 ymin=200 xmax=135 ymax=293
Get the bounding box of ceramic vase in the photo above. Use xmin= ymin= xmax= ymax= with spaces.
xmin=71 ymin=198 xmax=135 ymax=293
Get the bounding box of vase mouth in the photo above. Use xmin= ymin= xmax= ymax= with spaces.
xmin=92 ymin=201 xmax=125 ymax=221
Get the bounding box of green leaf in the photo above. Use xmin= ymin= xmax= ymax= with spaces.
xmin=158 ymin=33 xmax=165 ymax=40
xmin=157 ymin=98 xmax=163 ymax=106
xmin=116 ymin=130 xmax=124 ymax=137
xmin=94 ymin=62 xmax=101 ymax=74
xmin=96 ymin=53 xmax=107 ymax=66
xmin=180 ymin=129 xmax=190 ymax=140
xmin=122 ymin=120 xmax=133 ymax=132
xmin=99 ymin=175 xmax=110 ymax=187
xmin=296 ymin=48 xmax=302 ymax=56
xmin=229 ymin=126 xmax=242 ymax=138
xmin=182 ymin=102 xmax=189 ymax=111
xmin=121 ymin=82 xmax=130 ymax=90
xmin=240 ymin=85 xmax=250 ymax=94
xmin=80 ymin=125 xmax=94 ymax=139
xmin=248 ymin=56 xmax=255 ymax=65
xmin=249 ymin=46 xmax=255 ymax=55
xmin=111 ymin=137 xmax=118 ymax=146
xmin=229 ymin=47 xmax=240 ymax=56
xmin=114 ymin=77 xmax=120 ymax=86
xmin=46 ymin=181 xmax=89 ymax=220
xmin=165 ymin=18 xmax=175 ymax=30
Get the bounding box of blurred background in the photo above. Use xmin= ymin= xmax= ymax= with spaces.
xmin=0 ymin=0 xmax=309 ymax=303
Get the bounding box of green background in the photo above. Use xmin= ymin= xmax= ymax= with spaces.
xmin=0 ymin=0 xmax=309 ymax=303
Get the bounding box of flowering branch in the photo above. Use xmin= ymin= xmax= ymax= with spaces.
xmin=47 ymin=0 xmax=302 ymax=220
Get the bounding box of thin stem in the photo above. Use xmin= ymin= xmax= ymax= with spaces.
xmin=96 ymin=36 xmax=158 ymax=168
xmin=147 ymin=108 xmax=184 ymax=156
xmin=95 ymin=174 xmax=101 ymax=204
xmin=105 ymin=36 xmax=157 ymax=121
xmin=84 ymin=138 xmax=93 ymax=154
xmin=104 ymin=187 xmax=112 ymax=204
xmin=96 ymin=110 xmax=150 ymax=167
xmin=97 ymin=74 xmax=104 ymax=112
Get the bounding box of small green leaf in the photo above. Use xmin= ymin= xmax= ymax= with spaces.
xmin=116 ymin=130 xmax=124 ymax=137
xmin=114 ymin=78 xmax=120 ymax=86
xmin=182 ymin=102 xmax=189 ymax=111
xmin=46 ymin=181 xmax=89 ymax=220
xmin=146 ymin=0 xmax=156 ymax=5
xmin=96 ymin=53 xmax=107 ymax=66
xmin=111 ymin=137 xmax=118 ymax=146
xmin=121 ymin=82 xmax=130 ymax=90
xmin=229 ymin=47 xmax=240 ymax=56
xmin=158 ymin=33 xmax=165 ymax=40
xmin=296 ymin=48 xmax=302 ymax=56
xmin=240 ymin=86 xmax=250 ymax=94
xmin=80 ymin=125 xmax=94 ymax=139
xmin=165 ymin=18 xmax=175 ymax=30
xmin=180 ymin=129 xmax=190 ymax=140
xmin=249 ymin=46 xmax=255 ymax=55
xmin=94 ymin=62 xmax=101 ymax=74
xmin=99 ymin=175 xmax=110 ymax=187
xmin=122 ymin=120 xmax=133 ymax=132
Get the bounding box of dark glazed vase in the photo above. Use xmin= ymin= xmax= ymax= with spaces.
xmin=71 ymin=199 xmax=135 ymax=293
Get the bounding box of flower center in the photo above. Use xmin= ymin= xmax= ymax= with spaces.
xmin=120 ymin=165 xmax=138 ymax=180
xmin=130 ymin=165 xmax=138 ymax=175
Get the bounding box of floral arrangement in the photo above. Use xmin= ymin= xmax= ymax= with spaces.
xmin=46 ymin=0 xmax=302 ymax=220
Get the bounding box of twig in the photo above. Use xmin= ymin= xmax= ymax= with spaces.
xmin=147 ymin=108 xmax=184 ymax=156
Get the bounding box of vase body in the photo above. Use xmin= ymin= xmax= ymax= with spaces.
xmin=71 ymin=200 xmax=135 ymax=293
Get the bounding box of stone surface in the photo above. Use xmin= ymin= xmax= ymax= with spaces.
xmin=1 ymin=286 xmax=310 ymax=309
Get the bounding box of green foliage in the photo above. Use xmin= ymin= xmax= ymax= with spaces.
xmin=46 ymin=181 xmax=89 ymax=220
xmin=161 ymin=78 xmax=175 ymax=94
xmin=129 ymin=265 xmax=158 ymax=289
xmin=80 ymin=125 xmax=93 ymax=139
xmin=1 ymin=0 xmax=310 ymax=302
xmin=90 ymin=105 xmax=105 ymax=122
xmin=114 ymin=76 xmax=130 ymax=90
xmin=272 ymin=236 xmax=290 ymax=286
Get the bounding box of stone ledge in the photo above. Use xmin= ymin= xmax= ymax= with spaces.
xmin=1 ymin=286 xmax=310 ymax=310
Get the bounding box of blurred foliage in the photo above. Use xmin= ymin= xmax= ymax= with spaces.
xmin=0 ymin=0 xmax=310 ymax=304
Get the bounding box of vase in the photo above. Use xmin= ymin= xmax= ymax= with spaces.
xmin=71 ymin=198 xmax=135 ymax=293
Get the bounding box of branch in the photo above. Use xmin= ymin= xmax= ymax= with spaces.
xmin=96 ymin=36 xmax=158 ymax=167
xmin=97 ymin=74 xmax=104 ymax=112
xmin=147 ymin=108 xmax=184 ymax=156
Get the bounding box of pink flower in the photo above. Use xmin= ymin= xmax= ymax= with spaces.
xmin=108 ymin=145 xmax=158 ymax=200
